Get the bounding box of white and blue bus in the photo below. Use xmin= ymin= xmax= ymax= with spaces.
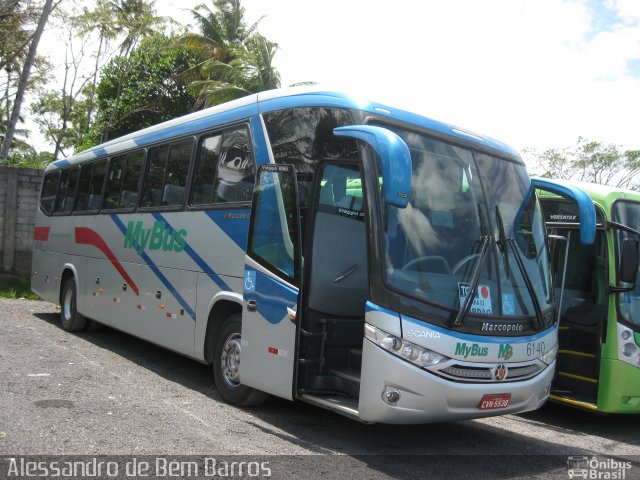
xmin=31 ymin=87 xmax=596 ymax=423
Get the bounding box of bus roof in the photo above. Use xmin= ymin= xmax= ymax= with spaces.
xmin=47 ymin=86 xmax=521 ymax=172
xmin=537 ymin=179 xmax=640 ymax=217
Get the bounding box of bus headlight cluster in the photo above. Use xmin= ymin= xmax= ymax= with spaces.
xmin=619 ymin=327 xmax=640 ymax=367
xmin=539 ymin=344 xmax=558 ymax=366
xmin=364 ymin=323 xmax=448 ymax=368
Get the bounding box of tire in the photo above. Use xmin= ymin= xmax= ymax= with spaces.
xmin=212 ymin=313 xmax=269 ymax=407
xmin=60 ymin=277 xmax=88 ymax=332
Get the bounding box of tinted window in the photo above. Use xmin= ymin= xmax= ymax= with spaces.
xmin=263 ymin=107 xmax=358 ymax=212
xmin=248 ymin=166 xmax=300 ymax=283
xmin=55 ymin=168 xmax=79 ymax=214
xmin=142 ymin=140 xmax=193 ymax=208
xmin=105 ymin=151 xmax=144 ymax=209
xmin=40 ymin=171 xmax=60 ymax=215
xmin=191 ymin=126 xmax=254 ymax=205
xmin=76 ymin=160 xmax=107 ymax=211
xmin=613 ymin=200 xmax=640 ymax=328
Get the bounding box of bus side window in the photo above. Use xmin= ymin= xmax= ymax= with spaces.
xmin=142 ymin=141 xmax=192 ymax=208
xmin=215 ymin=128 xmax=253 ymax=202
xmin=104 ymin=151 xmax=144 ymax=210
xmin=191 ymin=126 xmax=254 ymax=206
xmin=163 ymin=141 xmax=192 ymax=206
xmin=105 ymin=155 xmax=125 ymax=209
xmin=40 ymin=170 xmax=61 ymax=215
xmin=191 ymin=133 xmax=221 ymax=205
xmin=76 ymin=160 xmax=107 ymax=212
xmin=55 ymin=167 xmax=79 ymax=214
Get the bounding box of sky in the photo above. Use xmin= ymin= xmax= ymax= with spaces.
xmin=35 ymin=0 xmax=640 ymax=156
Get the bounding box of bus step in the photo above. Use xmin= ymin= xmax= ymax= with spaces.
xmin=549 ymin=393 xmax=599 ymax=411
xmin=348 ymin=348 xmax=362 ymax=371
xmin=327 ymin=368 xmax=361 ymax=398
xmin=298 ymin=393 xmax=363 ymax=422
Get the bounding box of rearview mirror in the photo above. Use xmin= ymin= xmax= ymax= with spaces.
xmin=334 ymin=125 xmax=412 ymax=208
xmin=620 ymin=238 xmax=639 ymax=284
xmin=531 ymin=177 xmax=596 ymax=245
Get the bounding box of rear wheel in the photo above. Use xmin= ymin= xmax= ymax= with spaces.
xmin=212 ymin=313 xmax=269 ymax=407
xmin=60 ymin=277 xmax=88 ymax=332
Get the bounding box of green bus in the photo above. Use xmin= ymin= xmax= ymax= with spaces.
xmin=539 ymin=182 xmax=640 ymax=412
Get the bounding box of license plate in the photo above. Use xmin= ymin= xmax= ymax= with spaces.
xmin=479 ymin=393 xmax=511 ymax=410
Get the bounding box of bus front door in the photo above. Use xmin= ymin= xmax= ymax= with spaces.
xmin=240 ymin=164 xmax=302 ymax=400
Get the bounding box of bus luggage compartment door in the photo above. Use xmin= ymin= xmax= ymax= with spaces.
xmin=239 ymin=164 xmax=302 ymax=400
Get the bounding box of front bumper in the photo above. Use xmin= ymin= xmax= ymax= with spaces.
xmin=358 ymin=338 xmax=553 ymax=424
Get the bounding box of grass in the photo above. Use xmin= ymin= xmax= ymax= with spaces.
xmin=0 ymin=275 xmax=41 ymax=300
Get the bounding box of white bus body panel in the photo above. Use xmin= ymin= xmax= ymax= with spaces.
xmin=32 ymin=207 xmax=250 ymax=361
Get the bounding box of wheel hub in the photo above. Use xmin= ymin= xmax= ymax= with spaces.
xmin=221 ymin=333 xmax=242 ymax=388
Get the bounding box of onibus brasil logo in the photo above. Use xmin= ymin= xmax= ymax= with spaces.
xmin=567 ymin=456 xmax=632 ymax=479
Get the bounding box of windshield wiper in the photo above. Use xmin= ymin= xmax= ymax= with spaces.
xmin=495 ymin=206 xmax=544 ymax=329
xmin=495 ymin=206 xmax=510 ymax=280
xmin=452 ymin=234 xmax=492 ymax=327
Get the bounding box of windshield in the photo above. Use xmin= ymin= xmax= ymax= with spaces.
xmin=613 ymin=200 xmax=640 ymax=328
xmin=381 ymin=128 xmax=552 ymax=327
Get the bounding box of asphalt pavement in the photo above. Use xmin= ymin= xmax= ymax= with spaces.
xmin=1 ymin=298 xmax=639 ymax=479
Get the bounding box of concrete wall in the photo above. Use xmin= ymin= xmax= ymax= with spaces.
xmin=0 ymin=166 xmax=44 ymax=276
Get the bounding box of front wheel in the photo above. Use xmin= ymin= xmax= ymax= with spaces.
xmin=212 ymin=313 xmax=269 ymax=407
xmin=60 ymin=277 xmax=88 ymax=332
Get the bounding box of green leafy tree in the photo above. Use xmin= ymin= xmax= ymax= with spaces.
xmin=77 ymin=34 xmax=201 ymax=149
xmin=31 ymin=90 xmax=89 ymax=158
xmin=95 ymin=0 xmax=167 ymax=141
xmin=8 ymin=150 xmax=53 ymax=168
xmin=74 ymin=0 xmax=121 ymax=127
xmin=179 ymin=0 xmax=280 ymax=108
xmin=524 ymin=137 xmax=640 ymax=190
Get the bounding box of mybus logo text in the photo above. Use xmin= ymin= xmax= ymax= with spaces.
xmin=454 ymin=342 xmax=489 ymax=358
xmin=123 ymin=221 xmax=186 ymax=255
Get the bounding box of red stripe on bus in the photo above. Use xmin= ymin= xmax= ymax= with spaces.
xmin=33 ymin=226 xmax=50 ymax=241
xmin=74 ymin=227 xmax=140 ymax=296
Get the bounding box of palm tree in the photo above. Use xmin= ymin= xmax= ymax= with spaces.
xmin=110 ymin=0 xmax=165 ymax=58
xmin=99 ymin=0 xmax=166 ymax=141
xmin=179 ymin=0 xmax=280 ymax=108
xmin=0 ymin=0 xmax=54 ymax=165
xmin=74 ymin=0 xmax=120 ymax=126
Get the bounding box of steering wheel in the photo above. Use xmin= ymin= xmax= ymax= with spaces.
xmin=451 ymin=253 xmax=482 ymax=274
xmin=401 ymin=256 xmax=451 ymax=273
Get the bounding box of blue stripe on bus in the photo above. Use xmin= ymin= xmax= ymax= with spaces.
xmin=249 ymin=114 xmax=271 ymax=167
xmin=92 ymin=147 xmax=108 ymax=157
xmin=109 ymin=214 xmax=197 ymax=321
xmin=204 ymin=210 xmax=249 ymax=250
xmin=52 ymin=159 xmax=71 ymax=168
xmin=152 ymin=212 xmax=230 ymax=291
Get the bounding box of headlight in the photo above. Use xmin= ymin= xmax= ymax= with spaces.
xmin=618 ymin=327 xmax=640 ymax=367
xmin=539 ymin=344 xmax=558 ymax=366
xmin=364 ymin=323 xmax=448 ymax=368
